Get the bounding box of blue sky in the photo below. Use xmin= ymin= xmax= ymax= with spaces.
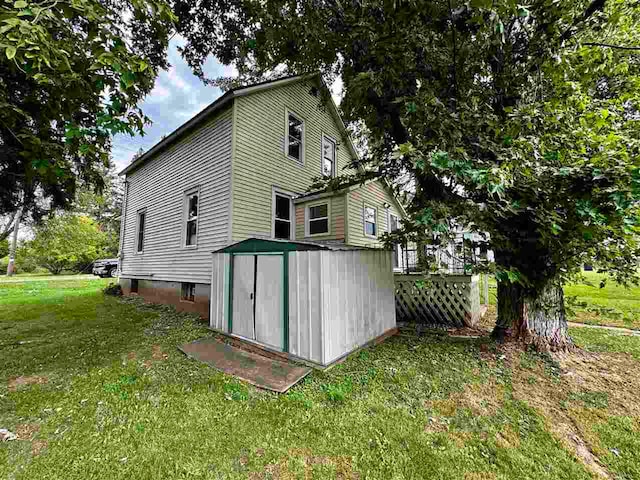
xmin=111 ymin=36 xmax=233 ymax=172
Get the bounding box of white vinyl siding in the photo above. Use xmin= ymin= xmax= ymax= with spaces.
xmin=120 ymin=107 xmax=233 ymax=284
xmin=231 ymin=80 xmax=356 ymax=242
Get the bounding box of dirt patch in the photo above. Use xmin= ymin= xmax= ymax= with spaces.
xmin=248 ymin=448 xmax=359 ymax=480
xmin=126 ymin=351 xmax=137 ymax=361
xmin=495 ymin=425 xmax=521 ymax=449
xmin=31 ymin=439 xmax=48 ymax=456
xmin=151 ymin=345 xmax=168 ymax=360
xmin=7 ymin=375 xmax=48 ymax=392
xmin=425 ymin=380 xmax=506 ymax=419
xmin=142 ymin=359 xmax=153 ymax=369
xmin=464 ymin=473 xmax=496 ymax=480
xmin=15 ymin=423 xmax=40 ymax=440
xmin=511 ymin=351 xmax=613 ymax=479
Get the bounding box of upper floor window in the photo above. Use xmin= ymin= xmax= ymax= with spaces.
xmin=185 ymin=189 xmax=199 ymax=247
xmin=364 ymin=206 xmax=377 ymax=237
xmin=322 ymin=136 xmax=336 ymax=177
xmin=274 ymin=192 xmax=293 ymax=239
xmin=307 ymin=203 xmax=329 ymax=235
xmin=287 ymin=111 xmax=304 ymax=162
xmin=388 ymin=212 xmax=399 ymax=232
xmin=136 ymin=210 xmax=146 ymax=253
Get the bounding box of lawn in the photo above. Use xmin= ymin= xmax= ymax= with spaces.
xmin=1 ymin=278 xmax=640 ymax=479
xmin=564 ymin=271 xmax=640 ymax=330
xmin=484 ymin=271 xmax=640 ymax=330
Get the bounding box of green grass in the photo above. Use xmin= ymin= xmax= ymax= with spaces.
xmin=564 ymin=271 xmax=640 ymax=330
xmin=571 ymin=327 xmax=640 ymax=359
xmin=485 ymin=271 xmax=640 ymax=330
xmin=1 ymin=279 xmax=639 ymax=479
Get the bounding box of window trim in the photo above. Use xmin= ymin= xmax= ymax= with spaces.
xmin=363 ymin=204 xmax=377 ymax=238
xmin=387 ymin=211 xmax=402 ymax=271
xmin=321 ymin=134 xmax=337 ymax=178
xmin=183 ymin=187 xmax=200 ymax=249
xmin=285 ymin=108 xmax=305 ymax=164
xmin=180 ymin=282 xmax=196 ymax=303
xmin=305 ymin=201 xmax=331 ymax=237
xmin=272 ymin=188 xmax=296 ymax=240
xmin=135 ymin=208 xmax=146 ymax=254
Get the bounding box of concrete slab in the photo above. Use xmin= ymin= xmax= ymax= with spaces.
xmin=178 ymin=337 xmax=312 ymax=393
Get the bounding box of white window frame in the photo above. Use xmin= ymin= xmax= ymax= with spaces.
xmin=364 ymin=205 xmax=377 ymax=238
xmin=135 ymin=208 xmax=146 ymax=254
xmin=387 ymin=211 xmax=402 ymax=271
xmin=272 ymin=188 xmax=295 ymax=240
xmin=285 ymin=108 xmax=305 ymax=164
xmin=183 ymin=187 xmax=200 ymax=248
xmin=321 ymin=134 xmax=337 ymax=178
xmin=305 ymin=201 xmax=330 ymax=237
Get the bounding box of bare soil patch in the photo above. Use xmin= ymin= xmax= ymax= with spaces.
xmin=7 ymin=375 xmax=48 ymax=392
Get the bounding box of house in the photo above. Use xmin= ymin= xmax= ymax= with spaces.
xmin=117 ymin=74 xmax=405 ymax=364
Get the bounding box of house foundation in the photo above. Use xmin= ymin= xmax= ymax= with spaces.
xmin=119 ymin=278 xmax=210 ymax=319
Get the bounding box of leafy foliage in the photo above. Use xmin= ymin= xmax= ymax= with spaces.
xmin=176 ymin=0 xmax=640 ymax=335
xmin=27 ymin=213 xmax=109 ymax=274
xmin=0 ymin=0 xmax=175 ymax=219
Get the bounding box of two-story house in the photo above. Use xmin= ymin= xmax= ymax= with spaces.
xmin=118 ymin=74 xmax=406 ymax=321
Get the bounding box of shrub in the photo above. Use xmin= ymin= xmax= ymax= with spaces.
xmin=103 ymin=283 xmax=122 ymax=296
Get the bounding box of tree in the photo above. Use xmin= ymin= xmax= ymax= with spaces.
xmin=176 ymin=0 xmax=640 ymax=349
xmin=0 ymin=0 xmax=175 ymax=221
xmin=0 ymin=238 xmax=8 ymax=259
xmin=29 ymin=214 xmax=108 ymax=274
xmin=74 ymin=165 xmax=124 ymax=256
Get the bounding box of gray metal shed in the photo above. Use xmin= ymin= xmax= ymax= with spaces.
xmin=210 ymin=238 xmax=396 ymax=366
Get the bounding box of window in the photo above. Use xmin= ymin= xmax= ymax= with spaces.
xmin=136 ymin=210 xmax=146 ymax=253
xmin=287 ymin=111 xmax=304 ymax=161
xmin=181 ymin=282 xmax=195 ymax=302
xmin=130 ymin=279 xmax=139 ymax=294
xmin=184 ymin=190 xmax=199 ymax=247
xmin=388 ymin=212 xmax=401 ymax=269
xmin=322 ymin=136 xmax=336 ymax=177
xmin=364 ymin=206 xmax=377 ymax=237
xmin=307 ymin=203 xmax=329 ymax=235
xmin=274 ymin=193 xmax=292 ymax=239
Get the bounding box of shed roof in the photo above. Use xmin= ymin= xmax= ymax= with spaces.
xmin=213 ymin=238 xmax=377 ymax=254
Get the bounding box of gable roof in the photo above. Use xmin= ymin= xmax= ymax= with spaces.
xmin=119 ymin=73 xmax=358 ymax=176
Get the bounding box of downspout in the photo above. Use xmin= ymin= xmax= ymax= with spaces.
xmin=118 ymin=179 xmax=129 ymax=276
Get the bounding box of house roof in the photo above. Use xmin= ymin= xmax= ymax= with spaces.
xmin=294 ymin=178 xmax=408 ymax=218
xmin=119 ymin=73 xmax=359 ymax=176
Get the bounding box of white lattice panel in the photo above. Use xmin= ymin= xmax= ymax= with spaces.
xmin=394 ymin=275 xmax=481 ymax=327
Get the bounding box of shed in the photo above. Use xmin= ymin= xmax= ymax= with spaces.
xmin=209 ymin=238 xmax=396 ymax=366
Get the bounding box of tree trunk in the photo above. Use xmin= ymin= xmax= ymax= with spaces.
xmin=6 ymin=206 xmax=22 ymax=276
xmin=491 ymin=279 xmax=573 ymax=351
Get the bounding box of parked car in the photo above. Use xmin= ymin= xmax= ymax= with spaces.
xmin=92 ymin=258 xmax=119 ymax=278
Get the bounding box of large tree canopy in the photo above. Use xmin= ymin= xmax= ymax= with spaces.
xmin=0 ymin=0 xmax=175 ymax=219
xmin=176 ymin=0 xmax=640 ymax=349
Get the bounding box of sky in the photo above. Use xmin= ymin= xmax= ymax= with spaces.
xmin=111 ymin=39 xmax=344 ymax=173
xmin=111 ymin=36 xmax=234 ymax=172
